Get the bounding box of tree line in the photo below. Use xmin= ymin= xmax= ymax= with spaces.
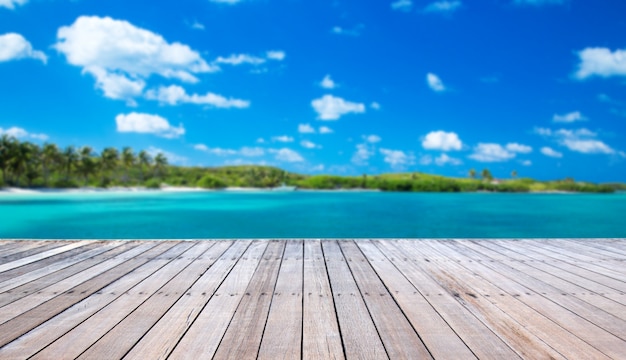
xmin=0 ymin=135 xmax=168 ymax=188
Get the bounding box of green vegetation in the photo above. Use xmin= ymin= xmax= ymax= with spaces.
xmin=0 ymin=136 xmax=620 ymax=193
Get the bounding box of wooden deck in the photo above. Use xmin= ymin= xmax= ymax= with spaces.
xmin=0 ymin=239 xmax=624 ymax=359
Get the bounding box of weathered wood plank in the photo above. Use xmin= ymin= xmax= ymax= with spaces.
xmin=0 ymin=241 xmax=89 ymax=273
xmin=0 ymin=241 xmax=63 ymax=262
xmin=257 ymin=240 xmax=304 ymax=360
xmin=301 ymin=240 xmax=344 ymax=360
xmin=123 ymin=241 xmax=250 ymax=360
xmin=167 ymin=241 xmax=268 ymax=359
xmin=323 ymin=240 xmax=388 ymax=360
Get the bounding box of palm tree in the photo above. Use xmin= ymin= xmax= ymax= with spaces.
xmin=121 ymin=147 xmax=135 ymax=185
xmin=154 ymin=153 xmax=168 ymax=178
xmin=77 ymin=146 xmax=97 ymax=185
xmin=511 ymin=170 xmax=518 ymax=178
xmin=481 ymin=168 xmax=493 ymax=181
xmin=8 ymin=141 xmax=35 ymax=186
xmin=468 ymin=168 xmax=476 ymax=179
xmin=24 ymin=143 xmax=41 ymax=187
xmin=62 ymin=146 xmax=78 ymax=181
xmin=0 ymin=134 xmax=17 ymax=185
xmin=41 ymin=143 xmax=60 ymax=186
xmin=100 ymin=147 xmax=119 ymax=185
xmin=137 ymin=150 xmax=152 ymax=181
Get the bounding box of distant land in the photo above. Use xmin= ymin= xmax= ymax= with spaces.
xmin=1 ymin=137 xmax=624 ymax=193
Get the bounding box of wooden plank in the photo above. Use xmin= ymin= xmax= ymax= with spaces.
xmin=458 ymin=240 xmax=626 ymax=341
xmin=0 ymin=241 xmax=65 ymax=264
xmin=0 ymin=242 xmax=173 ymax=348
xmin=357 ymin=241 xmax=478 ymax=359
xmin=123 ymin=241 xmax=251 ymax=360
xmin=257 ymin=240 xmax=304 ymax=360
xmin=0 ymin=241 xmax=139 ymax=308
xmin=380 ymin=240 xmax=521 ymax=359
xmin=212 ymin=241 xmax=286 ymax=360
xmin=301 ymin=240 xmax=344 ymax=360
xmin=167 ymin=241 xmax=268 ymax=359
xmin=481 ymin=240 xmax=626 ymax=319
xmin=0 ymin=243 xmax=205 ymax=359
xmin=322 ymin=240 xmax=388 ymax=360
xmin=0 ymin=241 xmax=121 ymax=293
xmin=557 ymin=239 xmax=626 ymax=259
xmin=77 ymin=241 xmax=232 ymax=359
xmin=0 ymin=241 xmax=91 ymax=274
xmin=418 ymin=240 xmax=603 ymax=359
xmin=32 ymin=242 xmax=204 ymax=359
xmin=340 ymin=241 xmax=432 ymax=359
xmin=444 ymin=240 xmax=626 ymax=359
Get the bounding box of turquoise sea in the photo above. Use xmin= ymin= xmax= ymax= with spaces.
xmin=0 ymin=191 xmax=625 ymax=239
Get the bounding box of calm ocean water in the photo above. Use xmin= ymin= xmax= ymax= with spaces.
xmin=0 ymin=191 xmax=624 ymax=239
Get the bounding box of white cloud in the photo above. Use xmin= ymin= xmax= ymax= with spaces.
xmin=311 ymin=95 xmax=366 ymax=120
xmin=352 ymin=143 xmax=374 ymax=166
xmin=391 ymin=0 xmax=413 ymax=11
xmin=269 ymin=148 xmax=304 ymax=162
xmin=541 ymin=147 xmax=563 ymax=158
xmin=256 ymin=138 xmax=266 ymax=144
xmin=0 ymin=126 xmax=48 ymax=141
xmin=0 ymin=0 xmax=27 ymax=10
xmin=301 ymin=140 xmax=321 ymax=149
xmin=435 ymin=153 xmax=462 ymax=166
xmin=115 ymin=112 xmax=185 ymax=139
xmin=272 ymin=135 xmax=294 ymax=143
xmin=521 ymin=160 xmax=532 ymax=166
xmin=214 ymin=54 xmax=266 ymax=66
xmin=190 ymin=21 xmax=205 ymax=30
xmin=553 ymin=111 xmax=587 ymax=123
xmin=513 ymin=0 xmax=565 ymax=5
xmin=506 ymin=143 xmax=532 ymax=154
xmin=145 ymin=85 xmax=250 ymax=108
xmin=320 ymin=75 xmax=336 ymax=89
xmin=194 ymin=144 xmax=264 ymax=157
xmin=319 ymin=126 xmax=334 ymax=134
xmin=535 ymin=127 xmax=616 ymax=155
xmin=426 ymin=73 xmax=446 ymax=92
xmin=419 ymin=155 xmax=433 ymax=165
xmin=575 ymin=48 xmax=626 ymax=80
xmin=193 ymin=144 xmax=209 ymax=151
xmin=147 ymin=146 xmax=187 ymax=165
xmin=370 ymin=102 xmax=381 ymax=110
xmin=266 ymin=50 xmax=285 ymax=61
xmin=209 ymin=0 xmax=243 ymax=4
xmin=422 ymin=131 xmax=462 ymax=151
xmin=380 ymin=148 xmax=415 ymax=168
xmin=364 ymin=134 xmax=381 ymax=143
xmin=54 ymin=16 xmax=216 ymax=102
xmin=424 ymin=1 xmax=462 ymax=13
xmin=469 ymin=143 xmax=516 ymax=162
xmin=0 ymin=33 xmax=47 ymax=64
xmin=240 ymin=147 xmax=265 ymax=157
xmin=298 ymin=123 xmax=316 ymax=134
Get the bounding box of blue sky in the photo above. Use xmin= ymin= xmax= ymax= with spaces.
xmin=1 ymin=0 xmax=626 ymax=182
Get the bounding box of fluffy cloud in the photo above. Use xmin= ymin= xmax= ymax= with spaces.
xmin=319 ymin=126 xmax=334 ymax=134
xmin=352 ymin=143 xmax=374 ymax=166
xmin=535 ymin=127 xmax=616 ymax=155
xmin=391 ymin=0 xmax=413 ymax=11
xmin=331 ymin=25 xmax=364 ymax=37
xmin=298 ymin=123 xmax=316 ymax=134
xmin=214 ymin=51 xmax=285 ymax=66
xmin=422 ymin=131 xmax=462 ymax=151
xmin=190 ymin=21 xmax=205 ymax=30
xmin=424 ymin=1 xmax=462 ymax=13
xmin=469 ymin=143 xmax=516 ymax=162
xmin=301 ymin=140 xmax=321 ymax=149
xmin=145 ymin=85 xmax=250 ymax=108
xmin=54 ymin=16 xmax=217 ymax=102
xmin=0 ymin=126 xmax=48 ymax=141
xmin=364 ymin=134 xmax=381 ymax=143
xmin=115 ymin=112 xmax=185 ymax=139
xmin=553 ymin=111 xmax=587 ymax=123
xmin=426 ymin=73 xmax=446 ymax=92
xmin=541 ymin=147 xmax=563 ymax=158
xmin=311 ymin=95 xmax=365 ymax=120
xmin=194 ymin=144 xmax=265 ymax=157
xmin=574 ymin=48 xmax=626 ymax=80
xmin=435 ymin=153 xmax=462 ymax=166
xmin=505 ymin=143 xmax=532 ymax=154
xmin=320 ymin=75 xmax=336 ymax=89
xmin=266 ymin=50 xmax=285 ymax=61
xmin=0 ymin=0 xmax=27 ymax=9
xmin=272 ymin=135 xmax=294 ymax=143
xmin=269 ymin=148 xmax=304 ymax=162
xmin=370 ymin=102 xmax=381 ymax=110
xmin=209 ymin=0 xmax=243 ymax=4
xmin=380 ymin=148 xmax=415 ymax=168
xmin=0 ymin=33 xmax=47 ymax=64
